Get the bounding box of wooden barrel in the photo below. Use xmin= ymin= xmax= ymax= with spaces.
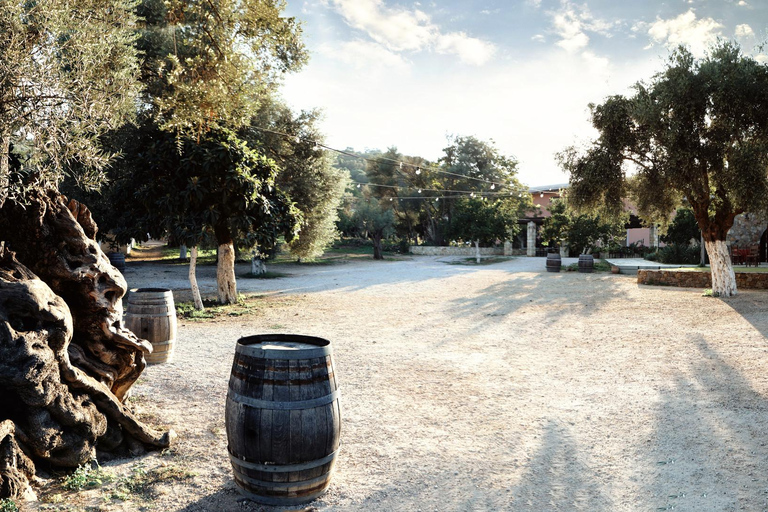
xmin=108 ymin=252 xmax=125 ymax=272
xmin=225 ymin=334 xmax=341 ymax=507
xmin=124 ymin=288 xmax=177 ymax=364
xmin=546 ymin=252 xmax=561 ymax=272
xmin=578 ymin=254 xmax=594 ymax=273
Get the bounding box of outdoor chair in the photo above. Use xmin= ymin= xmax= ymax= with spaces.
xmin=746 ymin=246 xmax=760 ymax=267
xmin=731 ymin=247 xmax=746 ymax=266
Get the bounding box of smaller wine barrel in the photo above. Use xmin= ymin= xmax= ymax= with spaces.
xmin=226 ymin=334 xmax=341 ymax=507
xmin=578 ymin=254 xmax=594 ymax=273
xmin=108 ymin=252 xmax=125 ymax=273
xmin=545 ymin=252 xmax=561 ymax=273
xmin=124 ymin=288 xmax=177 ymax=364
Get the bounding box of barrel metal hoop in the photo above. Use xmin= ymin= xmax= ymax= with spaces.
xmin=229 ymin=449 xmax=338 ymax=473
xmin=228 ymin=389 xmax=340 ymax=410
xmin=233 ymin=469 xmax=331 ymax=490
xmin=237 ymin=344 xmax=332 ymax=360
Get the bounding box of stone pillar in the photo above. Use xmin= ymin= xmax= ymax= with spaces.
xmin=527 ymin=222 xmax=537 ymax=257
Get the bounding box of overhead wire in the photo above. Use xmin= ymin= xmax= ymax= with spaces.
xmin=248 ymin=125 xmax=534 ymax=194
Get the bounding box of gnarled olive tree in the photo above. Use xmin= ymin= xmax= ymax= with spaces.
xmin=561 ymin=42 xmax=768 ymax=296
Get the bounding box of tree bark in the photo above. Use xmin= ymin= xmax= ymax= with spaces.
xmin=474 ymin=240 xmax=481 ymax=263
xmin=0 ymin=131 xmax=9 ymax=209
xmin=179 ymin=245 xmax=187 ymax=260
xmin=189 ymin=247 xmax=204 ymax=311
xmin=0 ymin=189 xmax=174 ymax=499
xmin=372 ymin=234 xmax=383 ymax=260
xmin=217 ymin=242 xmax=238 ymax=304
xmin=705 ymin=239 xmax=737 ymax=296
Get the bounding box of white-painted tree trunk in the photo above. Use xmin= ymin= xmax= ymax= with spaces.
xmin=474 ymin=240 xmax=481 ymax=263
xmin=217 ymin=242 xmax=238 ymax=304
xmin=189 ymin=247 xmax=204 ymax=311
xmin=251 ymin=256 xmax=266 ymax=275
xmin=705 ymin=239 xmax=737 ymax=296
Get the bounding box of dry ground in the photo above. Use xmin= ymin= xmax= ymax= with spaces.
xmin=24 ymin=254 xmax=768 ymax=512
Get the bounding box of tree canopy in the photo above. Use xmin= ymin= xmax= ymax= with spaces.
xmin=0 ymin=0 xmax=141 ymax=203
xmin=561 ymin=41 xmax=768 ymax=295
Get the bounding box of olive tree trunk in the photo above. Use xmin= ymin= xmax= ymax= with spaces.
xmin=189 ymin=247 xmax=204 ymax=311
xmin=474 ymin=240 xmax=481 ymax=263
xmin=0 ymin=189 xmax=173 ymax=500
xmin=217 ymin=242 xmax=238 ymax=304
xmin=705 ymin=239 xmax=737 ymax=297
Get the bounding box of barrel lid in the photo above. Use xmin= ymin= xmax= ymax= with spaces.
xmin=237 ymin=334 xmax=332 ymax=360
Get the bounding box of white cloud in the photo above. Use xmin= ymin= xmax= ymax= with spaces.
xmin=526 ymin=0 xmax=543 ymax=7
xmin=532 ymin=34 xmax=546 ymax=43
xmin=643 ymin=10 xmax=723 ymax=57
xmin=735 ymin=24 xmax=754 ymax=38
xmin=436 ymin=32 xmax=496 ymax=66
xmin=320 ymin=40 xmax=410 ymax=71
xmin=549 ymin=2 xmax=620 ymax=54
xmin=329 ymin=0 xmax=496 ymax=65
xmin=738 ymin=1 xmax=750 ymax=6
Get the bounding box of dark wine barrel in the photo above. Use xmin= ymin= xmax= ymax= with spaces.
xmin=124 ymin=288 xmax=177 ymax=364
xmin=578 ymin=254 xmax=594 ymax=273
xmin=546 ymin=252 xmax=561 ymax=272
xmin=108 ymin=252 xmax=125 ymax=272
xmin=225 ymin=334 xmax=341 ymax=507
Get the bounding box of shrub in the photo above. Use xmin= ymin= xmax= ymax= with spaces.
xmin=657 ymin=243 xmax=700 ymax=264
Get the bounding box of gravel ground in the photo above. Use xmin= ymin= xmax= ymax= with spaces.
xmin=25 ymin=254 xmax=768 ymax=512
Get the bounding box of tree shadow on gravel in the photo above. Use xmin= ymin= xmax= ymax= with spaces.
xmin=447 ymin=272 xmax=625 ymax=326
xmin=509 ymin=420 xmax=615 ymax=510
xmin=719 ymin=291 xmax=768 ymax=339
xmin=643 ymin=335 xmax=768 ymax=511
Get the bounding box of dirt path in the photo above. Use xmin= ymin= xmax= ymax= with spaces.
xmin=25 ymin=256 xmax=768 ymax=512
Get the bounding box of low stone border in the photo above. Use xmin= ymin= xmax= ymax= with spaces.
xmin=637 ymin=269 xmax=768 ymax=289
xmin=409 ymin=246 xmax=527 ymax=256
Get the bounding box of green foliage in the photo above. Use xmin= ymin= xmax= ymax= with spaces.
xmin=656 ymin=243 xmax=701 ymax=264
xmin=539 ymin=199 xmax=570 ymax=247
xmin=0 ymin=499 xmax=18 ymax=512
xmin=355 ymin=136 xmax=530 ymax=246
xmin=0 ymin=0 xmax=141 ymax=199
xmin=352 ymin=200 xmax=396 ymax=259
xmin=244 ymin=98 xmax=348 ymax=260
xmin=563 ymin=41 xmax=768 ymax=243
xmin=447 ymin=198 xmax=514 ymax=246
xmin=63 ymin=463 xmax=115 ymax=491
xmin=541 ymin=197 xmax=626 ymax=255
xmin=660 ymin=207 xmax=700 ymax=246
xmin=82 ymin=122 xmax=300 ymax=254
xmin=137 ymin=0 xmax=307 ymax=138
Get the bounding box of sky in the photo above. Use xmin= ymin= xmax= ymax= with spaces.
xmin=279 ymin=0 xmax=768 ymax=188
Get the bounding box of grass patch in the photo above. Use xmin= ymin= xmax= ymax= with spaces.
xmin=564 ymin=260 xmax=612 ymax=272
xmin=63 ymin=463 xmax=116 ymax=491
xmin=240 ymin=271 xmax=290 ymax=279
xmin=108 ymin=462 xmax=195 ymax=502
xmin=445 ymin=257 xmax=515 ymax=266
xmin=0 ymin=499 xmax=18 ymax=512
xmin=175 ymin=294 xmax=298 ymax=321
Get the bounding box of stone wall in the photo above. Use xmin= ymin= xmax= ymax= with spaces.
xmin=409 ymin=246 xmax=528 ymax=256
xmin=637 ymin=269 xmax=768 ymax=289
xmin=409 ymin=246 xmax=504 ymax=256
xmin=727 ymin=212 xmax=768 ymax=248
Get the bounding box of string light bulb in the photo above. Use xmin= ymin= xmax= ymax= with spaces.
xmin=415 ymin=167 xmax=421 ymax=175
xmin=418 ymin=189 xmax=422 ymax=193
xmin=491 ymin=184 xmax=495 ymax=190
xmin=540 ymin=192 xmax=544 ymax=198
